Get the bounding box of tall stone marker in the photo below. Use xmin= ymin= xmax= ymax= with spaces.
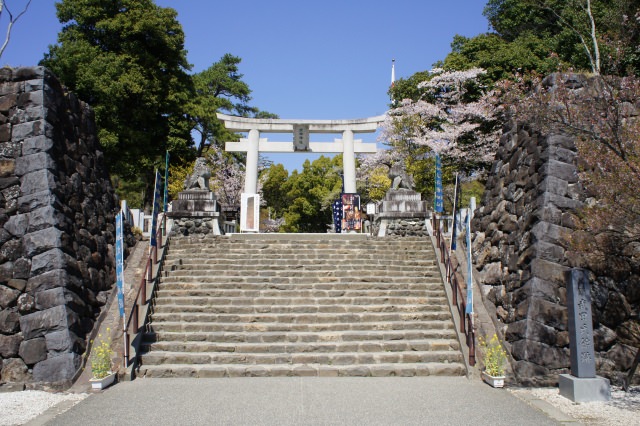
xmin=559 ymin=269 xmax=611 ymax=402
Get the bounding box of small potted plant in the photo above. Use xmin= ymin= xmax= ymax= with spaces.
xmin=89 ymin=329 xmax=116 ymax=390
xmin=479 ymin=333 xmax=507 ymax=388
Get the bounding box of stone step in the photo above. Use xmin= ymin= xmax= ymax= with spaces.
xmin=154 ymin=289 xmax=440 ymax=299
xmin=144 ymin=329 xmax=458 ymax=344
xmin=167 ymin=249 xmax=433 ymax=263
xmin=138 ymin=362 xmax=466 ymax=378
xmin=140 ymin=349 xmax=463 ymax=366
xmin=158 ymin=277 xmax=444 ymax=286
xmin=149 ymin=311 xmax=454 ymax=324
xmin=162 ymin=270 xmax=438 ymax=282
xmin=157 ymin=282 xmax=443 ymax=291
xmin=141 ymin=339 xmax=461 ymax=354
xmin=163 ymin=263 xmax=438 ymax=272
xmin=153 ymin=296 xmax=446 ymax=306
xmin=148 ymin=320 xmax=455 ymax=334
xmin=151 ymin=303 xmax=449 ymax=315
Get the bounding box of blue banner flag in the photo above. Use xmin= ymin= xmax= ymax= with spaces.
xmin=465 ymin=213 xmax=474 ymax=315
xmin=163 ymin=151 xmax=169 ymax=212
xmin=434 ymin=154 xmax=443 ymax=213
xmin=115 ymin=211 xmax=125 ymax=319
xmin=451 ymin=173 xmax=460 ymax=250
xmin=150 ymin=170 xmax=162 ymax=248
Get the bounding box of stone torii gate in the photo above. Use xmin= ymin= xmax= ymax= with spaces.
xmin=217 ymin=112 xmax=383 ymax=198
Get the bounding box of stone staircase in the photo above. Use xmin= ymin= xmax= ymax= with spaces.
xmin=138 ymin=234 xmax=466 ymax=377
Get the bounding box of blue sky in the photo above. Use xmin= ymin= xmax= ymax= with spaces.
xmin=0 ymin=0 xmax=490 ymax=171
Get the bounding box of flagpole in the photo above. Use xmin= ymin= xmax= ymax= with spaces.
xmin=391 ymin=59 xmax=395 ymax=86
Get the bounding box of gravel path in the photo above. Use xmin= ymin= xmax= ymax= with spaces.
xmin=511 ymin=386 xmax=640 ymax=425
xmin=0 ymin=391 xmax=87 ymax=426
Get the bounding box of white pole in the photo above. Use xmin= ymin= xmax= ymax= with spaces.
xmin=342 ymin=129 xmax=356 ymax=193
xmin=245 ymin=129 xmax=259 ymax=194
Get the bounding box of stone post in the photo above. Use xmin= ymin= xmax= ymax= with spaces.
xmin=559 ymin=269 xmax=610 ymax=402
xmin=342 ymin=129 xmax=356 ymax=194
xmin=245 ymin=129 xmax=260 ymax=194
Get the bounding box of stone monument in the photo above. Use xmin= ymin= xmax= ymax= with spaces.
xmin=168 ymin=158 xmax=221 ymax=236
xmin=559 ymin=269 xmax=611 ymax=402
xmin=374 ymin=163 xmax=428 ymax=237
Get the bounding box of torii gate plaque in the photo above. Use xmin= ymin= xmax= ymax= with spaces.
xmin=217 ymin=113 xmax=383 ymax=231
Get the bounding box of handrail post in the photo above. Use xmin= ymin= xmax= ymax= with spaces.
xmin=141 ymin=277 xmax=147 ymax=304
xmin=147 ymin=258 xmax=152 ymax=282
xmin=133 ymin=303 xmax=139 ymax=332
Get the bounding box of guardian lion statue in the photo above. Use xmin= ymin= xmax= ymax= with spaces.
xmin=184 ymin=157 xmax=211 ymax=190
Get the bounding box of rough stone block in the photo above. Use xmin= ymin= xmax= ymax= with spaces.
xmin=537 ymin=192 xmax=582 ymax=211
xmin=0 ymin=238 xmax=23 ymax=262
xmin=23 ymin=227 xmax=64 ymax=257
xmin=0 ymin=333 xmax=22 ymax=358
xmin=0 ymin=285 xmax=20 ymax=309
xmin=18 ymin=190 xmax=61 ymax=213
xmin=11 ymin=119 xmax=46 ymax=141
xmin=0 ymin=158 xmax=15 ymax=177
xmin=531 ymin=258 xmax=570 ymax=284
xmin=6 ymin=278 xmax=26 ymax=292
xmin=0 ymin=309 xmax=20 ymax=333
xmin=16 ymin=293 xmax=35 ymax=313
xmin=36 ymin=287 xmax=86 ymax=312
xmin=32 ymin=352 xmax=81 ymax=383
xmin=20 ymin=169 xmax=58 ymax=196
xmin=506 ymin=319 xmax=559 ymax=346
xmin=511 ymin=338 xmax=570 ymax=369
xmin=0 ymin=142 xmax=20 ymax=158
xmin=1 ymin=357 xmax=30 ymax=382
xmin=4 ymin=213 xmax=28 ymax=237
xmin=22 ymin=135 xmax=54 ymax=155
xmin=0 ymin=176 xmax=19 ymax=190
xmin=516 ymin=296 xmax=568 ymax=331
xmin=26 ymin=269 xmax=82 ymax=294
xmin=540 ymin=175 xmax=568 ymax=197
xmin=19 ymin=305 xmax=80 ymax=340
xmin=546 ymin=133 xmax=576 ymax=150
xmin=45 ymin=330 xmax=85 ymax=355
xmin=15 ymin=152 xmax=57 ymax=176
xmin=27 ymin=205 xmax=68 ymax=233
xmin=531 ymin=221 xmax=568 ymax=246
xmin=513 ymin=277 xmax=563 ymax=305
xmin=13 ymin=258 xmax=31 ymax=280
xmin=18 ymin=337 xmax=47 ymax=365
xmin=30 ymin=248 xmax=77 ymax=276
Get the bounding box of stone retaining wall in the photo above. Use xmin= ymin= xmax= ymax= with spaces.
xmin=473 ymin=87 xmax=639 ymax=386
xmin=0 ymin=67 xmax=126 ymax=386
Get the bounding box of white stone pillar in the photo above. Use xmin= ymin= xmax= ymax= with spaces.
xmin=342 ymin=129 xmax=356 ymax=193
xmin=245 ymin=129 xmax=259 ymax=194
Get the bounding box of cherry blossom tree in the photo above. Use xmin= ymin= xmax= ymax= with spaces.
xmin=380 ymin=67 xmax=500 ymax=177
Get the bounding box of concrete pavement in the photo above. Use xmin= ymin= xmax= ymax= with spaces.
xmin=30 ymin=377 xmax=576 ymax=425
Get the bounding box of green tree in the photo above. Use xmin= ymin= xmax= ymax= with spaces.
xmin=188 ymin=54 xmax=276 ymax=157
xmin=281 ymin=156 xmax=343 ymax=233
xmin=41 ymin=0 xmax=193 ymax=204
xmin=260 ymin=163 xmax=289 ymax=217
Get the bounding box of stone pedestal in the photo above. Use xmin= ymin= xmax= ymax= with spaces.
xmin=168 ymin=190 xmax=221 ymax=236
xmin=559 ymin=374 xmax=611 ymax=402
xmin=375 ymin=189 xmax=428 ymax=237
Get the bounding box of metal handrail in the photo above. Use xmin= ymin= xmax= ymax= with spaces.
xmin=123 ymin=214 xmax=167 ymax=369
xmin=432 ymin=213 xmax=476 ymax=366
